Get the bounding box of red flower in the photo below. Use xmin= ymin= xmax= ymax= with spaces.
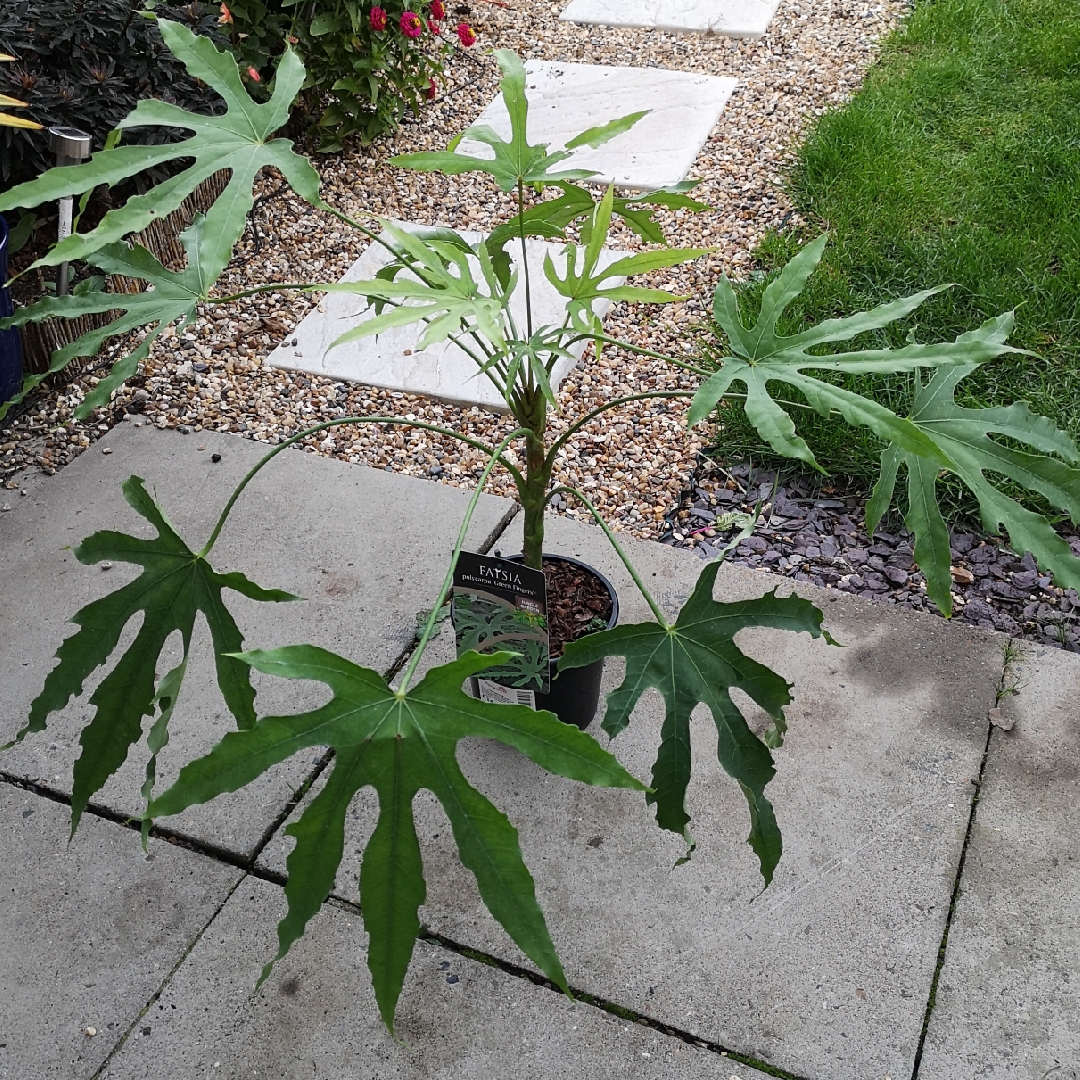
xmin=247 ymin=66 xmax=261 ymax=82
xmin=217 ymin=2 xmax=232 ymax=23
xmin=399 ymin=10 xmax=423 ymax=36
xmin=427 ymin=18 xmax=440 ymax=33
xmin=369 ymin=5 xmax=387 ymax=30
xmin=426 ymin=77 xmax=437 ymax=99
xmin=287 ymin=33 xmax=299 ymax=43
xmin=430 ymin=0 xmax=445 ymax=18
xmin=455 ymin=21 xmax=476 ymax=46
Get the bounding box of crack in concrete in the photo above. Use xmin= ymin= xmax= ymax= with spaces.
xmin=89 ymin=872 xmax=249 ymax=1080
xmin=908 ymin=637 xmax=1017 ymax=1079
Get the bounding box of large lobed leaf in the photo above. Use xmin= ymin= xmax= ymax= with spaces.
xmin=0 ymin=213 xmax=221 ymax=421
xmin=149 ymin=647 xmax=645 ymax=1030
xmin=389 ymin=50 xmax=599 ymax=192
xmin=688 ymin=234 xmax=1025 ymax=470
xmin=4 ymin=476 xmax=297 ymax=832
xmin=392 ymin=49 xmax=707 ymax=249
xmin=866 ymin=363 xmax=1080 ymax=615
xmin=0 ymin=18 xmax=323 ymax=270
xmin=323 ymin=220 xmax=511 ymax=354
xmin=560 ymin=560 xmax=835 ymax=884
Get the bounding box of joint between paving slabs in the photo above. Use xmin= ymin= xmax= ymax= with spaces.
xmin=394 ymin=917 xmax=812 ymax=1080
xmin=909 ymin=638 xmax=1017 ymax=1079
xmin=2 ymin=769 xmax=812 ymax=1078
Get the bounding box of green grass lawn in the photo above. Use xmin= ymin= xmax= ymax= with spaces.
xmin=706 ymin=0 xmax=1080 ymax=498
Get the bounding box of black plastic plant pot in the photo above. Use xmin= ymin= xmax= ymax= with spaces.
xmin=472 ymin=553 xmax=619 ymax=731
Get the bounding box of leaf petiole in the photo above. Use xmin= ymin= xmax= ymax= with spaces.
xmin=546 ymin=484 xmax=668 ymax=626
xmin=198 ymin=417 xmax=526 ymax=557
xmin=397 ymin=426 xmax=531 ymax=694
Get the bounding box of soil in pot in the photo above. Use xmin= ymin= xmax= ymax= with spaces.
xmin=542 ymin=557 xmax=615 ymax=658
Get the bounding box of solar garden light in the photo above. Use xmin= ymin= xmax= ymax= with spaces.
xmin=48 ymin=126 xmax=92 ymax=296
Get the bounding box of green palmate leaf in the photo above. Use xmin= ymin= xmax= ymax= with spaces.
xmin=560 ymin=560 xmax=834 ymax=884
xmin=0 ymin=18 xmax=322 ymax=269
xmin=688 ymin=235 xmax=1026 ymax=470
xmin=148 ymin=647 xmax=645 ymax=1031
xmin=541 ymin=189 xmax=707 ymax=336
xmin=5 ymin=476 xmax=297 ymax=833
xmin=872 ymin=363 xmax=1080 ymax=614
xmin=323 ymin=220 xmax=509 ymax=354
xmin=390 ymin=51 xmax=595 ymax=191
xmin=484 ymin=182 xmax=707 ymax=265
xmin=0 ymin=213 xmax=222 ymax=422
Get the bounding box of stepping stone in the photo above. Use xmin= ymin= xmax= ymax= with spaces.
xmin=918 ymin=645 xmax=1080 ymax=1080
xmin=0 ymin=784 xmax=240 ymax=1079
xmin=265 ymin=224 xmax=625 ymax=413
xmin=98 ymin=876 xmax=775 ymax=1079
xmin=459 ymin=62 xmax=738 ymax=191
xmin=560 ymin=0 xmax=782 ymax=36
xmin=258 ymin=514 xmax=1003 ymax=1080
xmin=0 ymin=424 xmax=514 ymax=861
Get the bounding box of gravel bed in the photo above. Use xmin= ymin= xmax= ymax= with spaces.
xmin=661 ymin=459 xmax=1080 ymax=652
xmin=2 ymin=0 xmax=908 ymax=539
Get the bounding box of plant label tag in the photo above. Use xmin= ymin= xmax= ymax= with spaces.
xmin=451 ymin=551 xmax=550 ymax=698
xmin=475 ymin=679 xmax=537 ymax=709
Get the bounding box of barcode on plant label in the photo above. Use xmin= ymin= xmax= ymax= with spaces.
xmin=476 ymin=679 xmax=536 ymax=709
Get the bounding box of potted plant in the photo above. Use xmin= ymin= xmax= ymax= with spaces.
xmin=3 ymin=22 xmax=1078 ymax=1032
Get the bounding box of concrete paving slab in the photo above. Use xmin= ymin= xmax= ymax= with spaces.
xmin=259 ymin=514 xmax=1001 ymax=1080
xmin=99 ymin=875 xmax=774 ymax=1080
xmin=919 ymin=644 xmax=1080 ymax=1080
xmin=560 ymin=0 xmax=782 ymax=37
xmin=458 ymin=62 xmax=738 ymax=191
xmin=265 ymin=223 xmax=625 ymax=413
xmin=0 ymin=425 xmax=515 ymax=860
xmin=0 ymin=781 xmax=241 ymax=1080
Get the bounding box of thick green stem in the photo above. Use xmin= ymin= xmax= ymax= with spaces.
xmin=520 ymin=392 xmax=549 ymax=571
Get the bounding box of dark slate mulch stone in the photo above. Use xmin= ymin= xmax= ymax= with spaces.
xmin=657 ymin=458 xmax=1080 ymax=653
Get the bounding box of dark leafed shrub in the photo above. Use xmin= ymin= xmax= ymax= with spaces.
xmin=0 ymin=0 xmax=225 ymax=187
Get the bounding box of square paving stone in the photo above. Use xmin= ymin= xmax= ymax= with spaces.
xmin=0 ymin=782 xmax=241 ymax=1080
xmin=99 ymin=876 xmax=774 ymax=1079
xmin=458 ymin=62 xmax=738 ymax=190
xmin=258 ymin=515 xmax=1002 ymax=1080
xmin=919 ymin=644 xmax=1080 ymax=1080
xmin=0 ymin=424 xmax=515 ymax=860
xmin=265 ymin=224 xmax=625 ymax=413
xmin=560 ymin=0 xmax=782 ymax=36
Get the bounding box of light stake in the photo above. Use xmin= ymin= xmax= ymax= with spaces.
xmin=47 ymin=126 xmax=92 ymax=296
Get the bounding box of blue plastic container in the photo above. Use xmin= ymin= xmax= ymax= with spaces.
xmin=0 ymin=214 xmax=25 ymax=404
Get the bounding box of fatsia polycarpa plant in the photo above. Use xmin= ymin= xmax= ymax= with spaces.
xmin=3 ymin=21 xmax=1079 ymax=1030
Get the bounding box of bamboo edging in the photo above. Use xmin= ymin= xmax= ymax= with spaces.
xmin=21 ymin=169 xmax=231 ymax=378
